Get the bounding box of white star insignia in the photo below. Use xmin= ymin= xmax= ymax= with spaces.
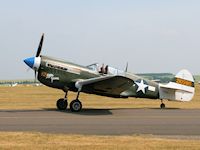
xmin=135 ymin=80 xmax=148 ymax=94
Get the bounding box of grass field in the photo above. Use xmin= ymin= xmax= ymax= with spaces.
xmin=0 ymin=132 xmax=199 ymax=150
xmin=0 ymin=84 xmax=200 ymax=149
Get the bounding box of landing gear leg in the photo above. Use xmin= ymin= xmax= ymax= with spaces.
xmin=56 ymin=91 xmax=68 ymax=110
xmin=70 ymin=91 xmax=82 ymax=112
xmin=160 ymin=99 xmax=165 ymax=109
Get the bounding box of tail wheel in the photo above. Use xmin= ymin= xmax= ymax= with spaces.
xmin=160 ymin=103 xmax=165 ymax=109
xmin=57 ymin=98 xmax=68 ymax=110
xmin=70 ymin=100 xmax=82 ymax=112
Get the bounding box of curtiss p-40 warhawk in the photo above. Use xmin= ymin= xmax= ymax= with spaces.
xmin=24 ymin=34 xmax=195 ymax=112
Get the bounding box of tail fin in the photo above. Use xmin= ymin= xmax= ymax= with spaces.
xmin=159 ymin=69 xmax=195 ymax=101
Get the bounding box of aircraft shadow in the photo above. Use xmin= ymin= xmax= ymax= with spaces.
xmin=44 ymin=108 xmax=113 ymax=116
xmin=0 ymin=108 xmax=112 ymax=116
xmin=0 ymin=107 xmax=182 ymax=115
xmin=148 ymin=107 xmax=181 ymax=110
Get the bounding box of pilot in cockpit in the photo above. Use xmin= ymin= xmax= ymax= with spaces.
xmin=99 ymin=64 xmax=109 ymax=75
xmin=105 ymin=65 xmax=108 ymax=74
xmin=99 ymin=64 xmax=105 ymax=74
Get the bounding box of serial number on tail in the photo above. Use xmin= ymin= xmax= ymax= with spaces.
xmin=176 ymin=78 xmax=194 ymax=87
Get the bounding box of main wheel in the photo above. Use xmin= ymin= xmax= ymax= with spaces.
xmin=160 ymin=103 xmax=165 ymax=109
xmin=70 ymin=100 xmax=82 ymax=112
xmin=56 ymin=98 xmax=68 ymax=110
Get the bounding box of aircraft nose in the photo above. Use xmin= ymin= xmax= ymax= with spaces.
xmin=24 ymin=57 xmax=41 ymax=70
xmin=24 ymin=57 xmax=35 ymax=68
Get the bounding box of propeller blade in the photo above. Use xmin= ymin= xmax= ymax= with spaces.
xmin=36 ymin=33 xmax=44 ymax=57
xmin=34 ymin=70 xmax=37 ymax=82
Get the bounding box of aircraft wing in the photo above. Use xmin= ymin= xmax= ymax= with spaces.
xmin=75 ymin=75 xmax=134 ymax=96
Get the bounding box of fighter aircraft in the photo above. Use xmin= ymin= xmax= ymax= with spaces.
xmin=24 ymin=34 xmax=195 ymax=112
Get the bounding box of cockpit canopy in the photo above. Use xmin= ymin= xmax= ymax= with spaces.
xmin=87 ymin=63 xmax=125 ymax=76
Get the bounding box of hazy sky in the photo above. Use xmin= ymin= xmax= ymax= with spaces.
xmin=0 ymin=0 xmax=200 ymax=79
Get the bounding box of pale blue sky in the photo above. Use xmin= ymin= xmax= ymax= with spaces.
xmin=0 ymin=0 xmax=200 ymax=79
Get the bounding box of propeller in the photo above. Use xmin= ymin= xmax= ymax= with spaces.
xmin=34 ymin=70 xmax=37 ymax=83
xmin=24 ymin=34 xmax=44 ymax=83
xmin=34 ymin=33 xmax=44 ymax=82
xmin=26 ymin=66 xmax=37 ymax=82
xmin=36 ymin=33 xmax=44 ymax=57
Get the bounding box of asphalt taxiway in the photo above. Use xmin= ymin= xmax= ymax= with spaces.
xmin=0 ymin=108 xmax=200 ymax=135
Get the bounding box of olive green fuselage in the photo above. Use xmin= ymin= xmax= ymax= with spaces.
xmin=38 ymin=56 xmax=159 ymax=99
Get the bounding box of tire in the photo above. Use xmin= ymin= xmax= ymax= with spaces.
xmin=70 ymin=100 xmax=82 ymax=112
xmin=56 ymin=98 xmax=68 ymax=110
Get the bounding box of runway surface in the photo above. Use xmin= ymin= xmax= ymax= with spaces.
xmin=0 ymin=108 xmax=200 ymax=135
